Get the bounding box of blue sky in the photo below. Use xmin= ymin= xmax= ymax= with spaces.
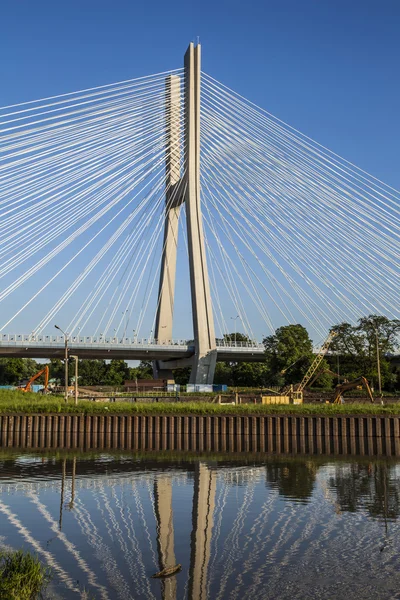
xmin=1 ymin=0 xmax=399 ymax=342
xmin=2 ymin=0 xmax=400 ymax=186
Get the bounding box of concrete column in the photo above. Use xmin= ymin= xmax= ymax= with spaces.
xmin=154 ymin=477 xmax=177 ymax=600
xmin=188 ymin=462 xmax=216 ymax=600
xmin=184 ymin=43 xmax=217 ymax=384
xmin=153 ymin=75 xmax=183 ymax=380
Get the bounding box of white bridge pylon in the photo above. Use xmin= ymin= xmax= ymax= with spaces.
xmin=154 ymin=43 xmax=217 ymax=384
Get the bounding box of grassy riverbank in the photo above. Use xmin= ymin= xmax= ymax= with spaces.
xmin=0 ymin=389 xmax=400 ymax=415
xmin=0 ymin=549 xmax=51 ymax=600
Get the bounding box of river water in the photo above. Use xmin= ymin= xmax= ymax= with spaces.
xmin=0 ymin=452 xmax=400 ymax=599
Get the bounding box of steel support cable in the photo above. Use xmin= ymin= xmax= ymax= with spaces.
xmin=202 ymin=134 xmax=398 ymax=318
xmin=201 ymin=127 xmax=400 ymax=318
xmin=0 ymin=147 xmax=166 ymax=281
xmin=201 ymin=166 xmax=298 ymax=325
xmin=51 ymin=182 xmax=163 ymax=335
xmin=202 ymin=193 xmax=255 ymax=339
xmin=0 ymin=97 xmax=169 ymax=197
xmin=201 ymin=201 xmax=258 ymax=339
xmin=202 ymin=82 xmax=400 ymax=241
xmin=202 ymin=117 xmax=398 ymax=312
xmin=0 ymin=96 xmax=168 ymax=189
xmin=0 ymin=161 xmax=167 ymax=331
xmin=0 ymin=92 xmax=168 ymax=166
xmin=202 ymin=182 xmax=267 ymax=337
xmin=33 ymin=168 xmax=170 ymax=333
xmin=34 ymin=188 xmax=164 ymax=334
xmin=90 ymin=171 xmax=185 ymax=338
xmin=203 ymin=204 xmax=297 ymax=336
xmin=202 ymin=73 xmax=400 ymax=208
xmin=202 ymin=153 xmax=382 ymax=330
xmin=0 ymin=122 xmax=171 ymax=255
xmin=96 ymin=147 xmax=186 ymax=337
xmin=0 ymin=89 xmax=167 ymax=162
xmin=0 ymin=67 xmax=183 ymax=111
xmin=202 ymin=175 xmax=294 ymax=331
xmin=146 ymin=177 xmax=189 ymax=340
xmin=201 ymin=150 xmax=344 ymax=331
xmin=68 ymin=182 xmax=165 ymax=335
xmin=206 ymin=228 xmax=230 ymax=338
xmin=0 ymin=75 xmax=178 ymax=126
xmin=0 ymin=77 xmax=175 ymax=133
xmin=203 ymin=85 xmax=400 ymax=250
xmin=202 ymin=171 xmax=349 ymax=334
xmin=0 ymin=131 xmax=169 ymax=264
xmin=201 ymin=107 xmax=400 ymax=274
xmin=200 ymin=96 xmax=400 ymax=255
xmin=201 ymin=125 xmax=399 ymax=312
xmin=100 ymin=171 xmax=177 ymax=337
xmin=134 ymin=214 xmax=168 ymax=338
xmin=0 ymin=106 xmax=169 ymax=226
xmin=0 ymin=86 xmax=168 ymax=154
xmin=0 ymin=124 xmax=167 ymax=248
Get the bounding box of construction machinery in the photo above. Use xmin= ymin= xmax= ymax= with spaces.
xmin=332 ymin=376 xmax=374 ymax=404
xmin=262 ymin=332 xmax=336 ymax=405
xmin=18 ymin=365 xmax=49 ymax=393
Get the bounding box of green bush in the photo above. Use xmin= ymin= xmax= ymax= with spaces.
xmin=0 ymin=550 xmax=51 ymax=600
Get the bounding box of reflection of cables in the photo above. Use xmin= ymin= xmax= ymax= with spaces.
xmin=26 ymin=491 xmax=109 ymax=599
xmin=0 ymin=500 xmax=80 ymax=594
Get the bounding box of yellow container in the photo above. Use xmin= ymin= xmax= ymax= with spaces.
xmin=262 ymin=395 xmax=291 ymax=405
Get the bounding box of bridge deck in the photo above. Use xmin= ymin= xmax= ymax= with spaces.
xmin=0 ymin=335 xmax=265 ymax=362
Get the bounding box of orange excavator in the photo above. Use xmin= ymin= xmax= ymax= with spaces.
xmin=333 ymin=376 xmax=374 ymax=404
xmin=19 ymin=365 xmax=49 ymax=393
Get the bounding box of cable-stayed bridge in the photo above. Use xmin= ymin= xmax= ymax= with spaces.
xmin=0 ymin=43 xmax=398 ymax=382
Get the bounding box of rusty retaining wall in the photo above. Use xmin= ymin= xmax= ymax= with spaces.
xmin=0 ymin=414 xmax=400 ymax=457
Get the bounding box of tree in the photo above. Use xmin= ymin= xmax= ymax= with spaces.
xmin=172 ymin=367 xmax=191 ymax=385
xmin=265 ymin=460 xmax=317 ymax=501
xmin=263 ymin=324 xmax=313 ymax=385
xmin=78 ymin=360 xmax=107 ymax=386
xmin=230 ymin=362 xmax=269 ymax=387
xmin=329 ymin=315 xmax=400 ymax=389
xmin=103 ymin=360 xmax=129 ymax=386
xmin=129 ymin=360 xmax=153 ymax=380
xmin=0 ymin=358 xmax=38 ymax=385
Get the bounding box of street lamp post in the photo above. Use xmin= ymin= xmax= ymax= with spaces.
xmin=55 ymin=325 xmax=69 ymax=403
xmin=230 ymin=315 xmax=239 ymax=345
xmin=70 ymin=355 xmax=79 ymax=406
xmin=375 ymin=328 xmax=382 ymax=396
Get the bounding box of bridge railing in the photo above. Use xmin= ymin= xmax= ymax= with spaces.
xmin=0 ymin=334 xmax=264 ymax=349
xmin=215 ymin=339 xmax=264 ymax=349
xmin=0 ymin=334 xmax=190 ymax=347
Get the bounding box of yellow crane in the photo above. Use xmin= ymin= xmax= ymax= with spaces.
xmin=262 ymin=332 xmax=337 ymax=405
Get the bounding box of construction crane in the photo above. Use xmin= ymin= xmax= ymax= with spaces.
xmin=297 ymin=331 xmax=337 ymax=391
xmin=333 ymin=376 xmax=374 ymax=404
xmin=18 ymin=365 xmax=49 ymax=393
xmin=262 ymin=332 xmax=337 ymax=405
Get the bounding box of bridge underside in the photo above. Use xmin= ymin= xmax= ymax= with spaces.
xmin=0 ymin=345 xmax=265 ymax=363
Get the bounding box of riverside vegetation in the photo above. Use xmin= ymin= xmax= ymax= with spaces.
xmin=1 ymin=389 xmax=400 ymax=416
xmin=0 ymin=549 xmax=51 ymax=600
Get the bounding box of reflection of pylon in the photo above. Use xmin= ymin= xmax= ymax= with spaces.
xmin=188 ymin=462 xmax=216 ymax=600
xmin=154 ymin=477 xmax=177 ymax=600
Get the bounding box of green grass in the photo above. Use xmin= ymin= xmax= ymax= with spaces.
xmin=0 ymin=389 xmax=399 ymax=415
xmin=0 ymin=550 xmax=51 ymax=600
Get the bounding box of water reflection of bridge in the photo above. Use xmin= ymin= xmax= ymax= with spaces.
xmin=1 ymin=455 xmax=400 ymax=599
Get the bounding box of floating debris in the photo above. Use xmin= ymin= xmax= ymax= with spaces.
xmin=151 ymin=565 xmax=182 ymax=578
